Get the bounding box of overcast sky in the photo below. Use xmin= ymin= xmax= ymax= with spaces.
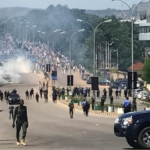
xmin=0 ymin=0 xmax=142 ymax=10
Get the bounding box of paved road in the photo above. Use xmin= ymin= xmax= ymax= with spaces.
xmin=0 ymin=72 xmax=134 ymax=150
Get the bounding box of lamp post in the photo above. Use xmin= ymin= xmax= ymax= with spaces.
xmin=112 ymin=0 xmax=149 ymax=99
xmin=32 ymin=25 xmax=37 ymax=45
xmin=53 ymin=31 xmax=66 ymax=50
xmin=69 ymin=29 xmax=85 ymax=91
xmin=77 ymin=19 xmax=112 ymax=76
xmin=47 ymin=29 xmax=62 ymax=50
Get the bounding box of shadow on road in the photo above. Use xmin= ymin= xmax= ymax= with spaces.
xmin=0 ymin=110 xmax=4 ymax=112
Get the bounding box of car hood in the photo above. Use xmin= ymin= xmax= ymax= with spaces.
xmin=119 ymin=110 xmax=150 ymax=119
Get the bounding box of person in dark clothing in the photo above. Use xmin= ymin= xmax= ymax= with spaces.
xmin=52 ymin=91 xmax=57 ymax=103
xmin=25 ymin=90 xmax=29 ymax=100
xmin=132 ymin=97 xmax=137 ymax=112
xmin=110 ymin=96 xmax=114 ymax=104
xmin=12 ymin=99 xmax=28 ymax=146
xmin=44 ymin=91 xmax=48 ymax=103
xmin=40 ymin=89 xmax=43 ymax=98
xmin=123 ymin=97 xmax=131 ymax=113
xmin=9 ymin=106 xmax=14 ymax=119
xmin=4 ymin=91 xmax=7 ymax=100
xmin=124 ymin=88 xmax=127 ymax=97
xmin=0 ymin=90 xmax=3 ymax=101
xmin=97 ymin=89 xmax=100 ymax=98
xmin=101 ymin=95 xmax=105 ymax=112
xmin=0 ymin=91 xmax=3 ymax=101
xmin=6 ymin=91 xmax=9 ymax=104
xmin=84 ymin=101 xmax=90 ymax=116
xmin=30 ymin=88 xmax=34 ymax=99
xmin=91 ymin=97 xmax=95 ymax=110
xmin=35 ymin=93 xmax=39 ymax=103
xmin=103 ymin=88 xmax=107 ymax=98
xmin=88 ymin=88 xmax=90 ymax=97
xmin=109 ymin=88 xmax=113 ymax=97
xmin=115 ymin=89 xmax=119 ymax=99
xmin=68 ymin=100 xmax=74 ymax=119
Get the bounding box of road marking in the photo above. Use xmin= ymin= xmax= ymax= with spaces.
xmin=96 ymin=124 xmax=99 ymax=126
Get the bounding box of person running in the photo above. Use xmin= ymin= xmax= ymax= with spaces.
xmin=12 ymin=99 xmax=28 ymax=146
xmin=68 ymin=100 xmax=74 ymax=119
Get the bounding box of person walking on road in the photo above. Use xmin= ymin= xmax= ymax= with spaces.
xmin=30 ymin=88 xmax=34 ymax=99
xmin=103 ymin=88 xmax=107 ymax=98
xmin=110 ymin=96 xmax=114 ymax=104
xmin=35 ymin=93 xmax=39 ymax=103
xmin=123 ymin=97 xmax=131 ymax=113
xmin=91 ymin=97 xmax=95 ymax=110
xmin=115 ymin=89 xmax=119 ymax=99
xmin=101 ymin=95 xmax=105 ymax=112
xmin=12 ymin=99 xmax=28 ymax=146
xmin=25 ymin=90 xmax=29 ymax=100
xmin=9 ymin=106 xmax=14 ymax=119
xmin=82 ymin=99 xmax=86 ymax=115
xmin=40 ymin=88 xmax=43 ymax=98
xmin=68 ymin=100 xmax=74 ymax=119
xmin=84 ymin=101 xmax=90 ymax=116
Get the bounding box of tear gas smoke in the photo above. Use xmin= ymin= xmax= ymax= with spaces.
xmin=0 ymin=57 xmax=33 ymax=84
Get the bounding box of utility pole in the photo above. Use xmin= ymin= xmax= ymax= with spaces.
xmin=108 ymin=41 xmax=110 ymax=68
xmin=105 ymin=41 xmax=107 ymax=68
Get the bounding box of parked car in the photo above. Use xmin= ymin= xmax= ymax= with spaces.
xmin=134 ymin=89 xmax=143 ymax=97
xmin=86 ymin=77 xmax=92 ymax=84
xmin=114 ymin=110 xmax=150 ymax=149
xmin=146 ymin=93 xmax=150 ymax=102
xmin=81 ymin=74 xmax=90 ymax=80
xmin=8 ymin=93 xmax=20 ymax=105
xmin=120 ymin=82 xmax=128 ymax=89
xmin=99 ymin=79 xmax=110 ymax=85
xmin=137 ymin=91 xmax=148 ymax=100
xmin=109 ymin=81 xmax=121 ymax=89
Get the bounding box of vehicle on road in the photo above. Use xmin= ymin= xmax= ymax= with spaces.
xmin=81 ymin=74 xmax=90 ymax=80
xmin=86 ymin=77 xmax=92 ymax=84
xmin=8 ymin=93 xmax=20 ymax=105
xmin=99 ymin=79 xmax=110 ymax=85
xmin=114 ymin=110 xmax=150 ymax=149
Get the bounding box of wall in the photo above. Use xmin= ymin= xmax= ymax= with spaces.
xmin=110 ymin=71 xmax=127 ymax=81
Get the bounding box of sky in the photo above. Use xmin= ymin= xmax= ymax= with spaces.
xmin=0 ymin=0 xmax=141 ymax=10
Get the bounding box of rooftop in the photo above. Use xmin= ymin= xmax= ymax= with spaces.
xmin=127 ymin=62 xmax=143 ymax=71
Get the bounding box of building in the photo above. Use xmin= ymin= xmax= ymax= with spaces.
xmin=135 ymin=9 xmax=150 ymax=58
xmin=127 ymin=62 xmax=143 ymax=78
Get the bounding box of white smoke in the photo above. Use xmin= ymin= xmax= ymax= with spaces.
xmin=0 ymin=57 xmax=33 ymax=84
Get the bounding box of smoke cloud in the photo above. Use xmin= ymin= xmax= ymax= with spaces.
xmin=0 ymin=57 xmax=33 ymax=84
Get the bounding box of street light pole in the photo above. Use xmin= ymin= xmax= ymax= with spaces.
xmin=69 ymin=29 xmax=85 ymax=91
xmin=53 ymin=31 xmax=66 ymax=50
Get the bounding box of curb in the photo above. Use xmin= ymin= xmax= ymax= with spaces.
xmin=57 ymin=101 xmax=121 ymax=117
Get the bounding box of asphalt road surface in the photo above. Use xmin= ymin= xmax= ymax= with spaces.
xmin=0 ymin=71 xmax=140 ymax=150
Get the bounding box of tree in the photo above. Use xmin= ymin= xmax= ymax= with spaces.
xmin=143 ymin=58 xmax=150 ymax=84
